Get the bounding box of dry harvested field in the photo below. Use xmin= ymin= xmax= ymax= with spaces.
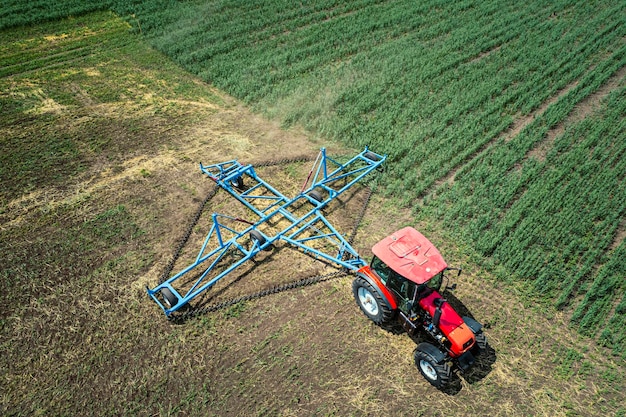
xmin=1 ymin=11 xmax=625 ymax=417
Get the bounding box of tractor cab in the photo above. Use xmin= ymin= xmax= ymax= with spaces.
xmin=371 ymin=227 xmax=448 ymax=286
xmin=370 ymin=256 xmax=442 ymax=314
xmin=370 ymin=227 xmax=451 ymax=313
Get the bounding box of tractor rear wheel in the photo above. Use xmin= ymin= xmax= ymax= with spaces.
xmin=352 ymin=276 xmax=394 ymax=326
xmin=414 ymin=345 xmax=451 ymax=388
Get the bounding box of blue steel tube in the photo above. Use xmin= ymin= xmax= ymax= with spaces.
xmin=147 ymin=147 xmax=385 ymax=317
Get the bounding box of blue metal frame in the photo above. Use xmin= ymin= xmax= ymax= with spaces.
xmin=147 ymin=147 xmax=386 ymax=316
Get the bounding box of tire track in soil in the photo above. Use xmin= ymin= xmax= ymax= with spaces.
xmin=1 ymin=150 xmax=184 ymax=230
xmin=0 ymin=101 xmax=318 ymax=231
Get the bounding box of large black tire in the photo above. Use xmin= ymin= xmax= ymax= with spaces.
xmin=161 ymin=288 xmax=178 ymax=308
xmin=475 ymin=331 xmax=488 ymax=351
xmin=352 ymin=276 xmax=394 ymax=326
xmin=414 ymin=345 xmax=451 ymax=388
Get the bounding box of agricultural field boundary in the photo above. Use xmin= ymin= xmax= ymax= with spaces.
xmin=1 ymin=5 xmax=626 ymax=416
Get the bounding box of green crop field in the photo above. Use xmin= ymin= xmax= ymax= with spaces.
xmin=1 ymin=1 xmax=625 ymax=416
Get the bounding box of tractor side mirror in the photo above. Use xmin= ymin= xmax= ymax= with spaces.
xmin=445 ymin=268 xmax=462 ymax=290
xmin=445 ymin=267 xmax=462 ymax=277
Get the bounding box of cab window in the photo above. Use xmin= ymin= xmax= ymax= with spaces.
xmin=371 ymin=256 xmax=417 ymax=313
xmin=371 ymin=256 xmax=392 ymax=284
xmin=426 ymin=272 xmax=443 ymax=291
xmin=384 ymin=269 xmax=416 ymax=313
xmin=387 ymin=274 xmax=415 ymax=301
xmin=416 ymin=272 xmax=443 ymax=297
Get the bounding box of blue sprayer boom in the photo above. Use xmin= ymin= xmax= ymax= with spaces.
xmin=147 ymin=147 xmax=386 ymax=317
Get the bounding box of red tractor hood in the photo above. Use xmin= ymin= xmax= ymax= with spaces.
xmin=371 ymin=227 xmax=447 ymax=284
xmin=419 ymin=290 xmax=475 ymax=356
xmin=418 ymin=291 xmax=463 ymax=334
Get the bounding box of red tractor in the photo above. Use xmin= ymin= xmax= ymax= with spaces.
xmin=352 ymin=227 xmax=488 ymax=388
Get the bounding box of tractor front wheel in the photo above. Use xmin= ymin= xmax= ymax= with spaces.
xmin=352 ymin=277 xmax=394 ymax=326
xmin=414 ymin=346 xmax=451 ymax=388
xmin=475 ymin=331 xmax=488 ymax=350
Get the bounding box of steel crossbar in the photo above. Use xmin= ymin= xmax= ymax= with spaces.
xmin=147 ymin=147 xmax=385 ymax=317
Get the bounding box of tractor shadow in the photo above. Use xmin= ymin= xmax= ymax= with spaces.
xmin=382 ymin=290 xmax=497 ymax=395
xmin=443 ymin=291 xmax=497 ymax=388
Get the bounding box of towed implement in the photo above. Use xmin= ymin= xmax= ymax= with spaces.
xmin=147 ymin=147 xmax=487 ymax=387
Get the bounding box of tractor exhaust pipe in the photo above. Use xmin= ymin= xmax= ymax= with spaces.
xmin=432 ymin=298 xmax=445 ymax=327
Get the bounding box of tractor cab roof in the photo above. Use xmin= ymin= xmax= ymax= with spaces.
xmin=371 ymin=227 xmax=447 ymax=284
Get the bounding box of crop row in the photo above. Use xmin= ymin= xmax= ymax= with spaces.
xmin=0 ymin=0 xmax=111 ymax=30
xmin=0 ymin=17 xmax=132 ymax=78
xmin=433 ymin=53 xmax=626 ymax=355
